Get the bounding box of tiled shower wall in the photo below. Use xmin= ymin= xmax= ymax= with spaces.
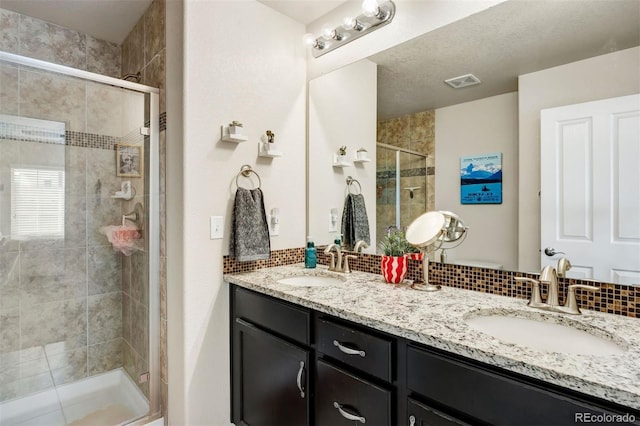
xmin=0 ymin=8 xmax=145 ymax=402
xmin=376 ymin=111 xmax=436 ymax=244
xmin=120 ymin=0 xmax=167 ymax=413
xmin=0 ymin=8 xmax=121 ymax=78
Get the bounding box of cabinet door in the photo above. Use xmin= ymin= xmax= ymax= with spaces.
xmin=316 ymin=359 xmax=392 ymax=426
xmin=407 ymin=398 xmax=470 ymax=426
xmin=232 ymin=318 xmax=309 ymax=426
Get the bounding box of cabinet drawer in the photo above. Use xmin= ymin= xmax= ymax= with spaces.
xmin=316 ymin=359 xmax=392 ymax=426
xmin=407 ymin=345 xmax=630 ymax=426
xmin=316 ymin=316 xmax=393 ymax=382
xmin=407 ymin=397 xmax=470 ymax=426
xmin=234 ymin=286 xmax=310 ymax=345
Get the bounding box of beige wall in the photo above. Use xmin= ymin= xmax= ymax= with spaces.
xmin=435 ymin=92 xmax=518 ymax=270
xmin=518 ymin=47 xmax=640 ymax=272
xmin=176 ymin=1 xmax=306 ymax=423
xmin=308 ymin=59 xmax=377 ymax=250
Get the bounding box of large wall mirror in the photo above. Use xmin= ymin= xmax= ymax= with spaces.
xmin=307 ymin=0 xmax=640 ymax=285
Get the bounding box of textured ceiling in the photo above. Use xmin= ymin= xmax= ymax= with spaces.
xmin=257 ymin=0 xmax=348 ymax=25
xmin=370 ymin=0 xmax=640 ymax=120
xmin=0 ymin=0 xmax=152 ymax=44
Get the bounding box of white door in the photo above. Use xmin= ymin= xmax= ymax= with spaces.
xmin=540 ymin=94 xmax=640 ymax=285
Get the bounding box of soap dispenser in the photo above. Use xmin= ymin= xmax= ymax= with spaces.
xmin=305 ymin=236 xmax=317 ymax=269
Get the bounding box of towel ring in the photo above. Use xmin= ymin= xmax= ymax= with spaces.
xmin=346 ymin=176 xmax=361 ymax=195
xmin=236 ymin=164 xmax=262 ymax=189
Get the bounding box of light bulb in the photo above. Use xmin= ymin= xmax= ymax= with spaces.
xmin=362 ymin=0 xmax=379 ymax=17
xmin=321 ymin=24 xmax=334 ymax=40
xmin=342 ymin=16 xmax=364 ymax=31
xmin=303 ymin=33 xmax=316 ymax=46
xmin=342 ymin=16 xmax=355 ymax=30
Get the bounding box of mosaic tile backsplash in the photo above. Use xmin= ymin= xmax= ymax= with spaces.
xmin=224 ymin=247 xmax=638 ymax=318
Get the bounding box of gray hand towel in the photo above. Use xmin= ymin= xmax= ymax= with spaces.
xmin=230 ymin=188 xmax=271 ymax=262
xmin=341 ymin=193 xmax=370 ymax=250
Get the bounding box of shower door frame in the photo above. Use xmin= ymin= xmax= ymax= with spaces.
xmin=0 ymin=51 xmax=162 ymax=422
xmin=377 ymin=142 xmax=429 ymax=229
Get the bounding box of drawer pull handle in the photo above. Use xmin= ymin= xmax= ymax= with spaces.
xmin=409 ymin=415 xmax=416 ymax=426
xmin=296 ymin=361 xmax=305 ymax=398
xmin=333 ymin=340 xmax=366 ymax=357
xmin=333 ymin=401 xmax=366 ymax=424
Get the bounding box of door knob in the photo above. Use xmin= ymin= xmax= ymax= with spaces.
xmin=544 ymin=247 xmax=565 ymax=257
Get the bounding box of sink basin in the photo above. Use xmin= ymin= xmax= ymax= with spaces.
xmin=464 ymin=313 xmax=627 ymax=355
xmin=277 ymin=274 xmax=345 ymax=287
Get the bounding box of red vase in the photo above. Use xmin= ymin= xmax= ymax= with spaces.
xmin=407 ymin=252 xmax=424 ymax=261
xmin=381 ymin=255 xmax=408 ymax=284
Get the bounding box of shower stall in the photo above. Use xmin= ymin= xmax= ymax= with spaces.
xmin=376 ymin=142 xmax=429 ymax=250
xmin=0 ymin=52 xmax=160 ymax=425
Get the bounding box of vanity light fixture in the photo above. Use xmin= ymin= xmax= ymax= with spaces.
xmin=303 ymin=0 xmax=396 ymax=58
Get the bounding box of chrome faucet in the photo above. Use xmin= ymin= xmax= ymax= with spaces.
xmin=324 ymin=244 xmax=343 ymax=272
xmin=324 ymin=244 xmax=357 ymax=273
xmin=353 ymin=240 xmax=369 ymax=253
xmin=557 ymin=257 xmax=572 ymax=278
xmin=539 ymin=265 xmax=560 ymax=308
xmin=515 ymin=266 xmax=599 ymax=315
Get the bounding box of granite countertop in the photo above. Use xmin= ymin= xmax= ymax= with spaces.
xmin=224 ymin=264 xmax=640 ymax=410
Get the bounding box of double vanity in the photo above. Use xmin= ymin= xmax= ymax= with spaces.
xmin=225 ymin=265 xmax=640 ymax=425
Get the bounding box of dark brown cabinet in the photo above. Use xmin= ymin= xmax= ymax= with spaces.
xmin=233 ymin=318 xmax=310 ymax=426
xmin=407 ymin=398 xmax=469 ymax=426
xmin=230 ymin=285 xmax=640 ymax=426
xmin=231 ymin=287 xmax=312 ymax=426
xmin=316 ymin=359 xmax=392 ymax=425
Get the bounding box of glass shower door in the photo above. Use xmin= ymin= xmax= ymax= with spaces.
xmin=375 ymin=143 xmax=428 ymax=251
xmin=0 ymin=53 xmax=158 ymax=425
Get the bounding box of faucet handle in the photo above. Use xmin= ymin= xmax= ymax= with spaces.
xmin=515 ymin=277 xmax=545 ymax=307
xmin=563 ymin=284 xmax=599 ymax=315
xmin=343 ymin=255 xmax=357 ymax=273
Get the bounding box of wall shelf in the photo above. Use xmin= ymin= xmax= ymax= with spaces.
xmin=332 ymin=154 xmax=352 ymax=168
xmin=353 ymin=158 xmax=371 ymax=163
xmin=221 ymin=125 xmax=248 ymax=143
xmin=258 ymin=142 xmax=282 ymax=158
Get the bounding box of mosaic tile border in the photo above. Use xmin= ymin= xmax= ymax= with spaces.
xmin=376 ymin=166 xmax=434 ymax=180
xmin=223 ymin=248 xmax=305 ymax=274
xmin=226 ymin=246 xmax=638 ymax=318
xmin=2 ymin=112 xmax=166 ymax=150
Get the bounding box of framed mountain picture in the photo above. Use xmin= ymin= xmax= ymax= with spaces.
xmin=460 ymin=152 xmax=502 ymax=204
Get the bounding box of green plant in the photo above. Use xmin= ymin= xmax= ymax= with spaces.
xmin=379 ymin=228 xmax=415 ymax=256
xmin=338 ymin=146 xmax=347 ymax=156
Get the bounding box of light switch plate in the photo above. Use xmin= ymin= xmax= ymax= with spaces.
xmin=210 ymin=216 xmax=223 ymax=239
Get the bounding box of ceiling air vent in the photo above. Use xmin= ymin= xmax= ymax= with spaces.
xmin=444 ymin=73 xmax=481 ymax=89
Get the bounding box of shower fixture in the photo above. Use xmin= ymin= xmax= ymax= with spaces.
xmin=121 ymin=71 xmax=141 ymax=82
xmin=404 ymin=187 xmax=421 ymax=199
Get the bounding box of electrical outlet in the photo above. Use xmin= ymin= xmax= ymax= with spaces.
xmin=210 ymin=216 xmax=223 ymax=239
